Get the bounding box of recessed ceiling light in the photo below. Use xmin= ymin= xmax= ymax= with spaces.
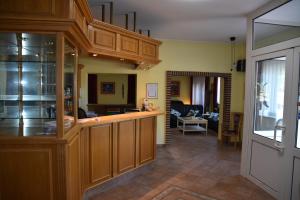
xmin=92 ymin=53 xmax=98 ymax=57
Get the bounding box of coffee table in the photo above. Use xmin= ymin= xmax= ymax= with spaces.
xmin=177 ymin=117 xmax=208 ymax=135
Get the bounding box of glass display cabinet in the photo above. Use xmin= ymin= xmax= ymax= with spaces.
xmin=0 ymin=32 xmax=77 ymax=137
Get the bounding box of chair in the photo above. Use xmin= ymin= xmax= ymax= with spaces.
xmin=222 ymin=112 xmax=243 ymax=148
xmin=78 ymin=107 xmax=88 ymax=119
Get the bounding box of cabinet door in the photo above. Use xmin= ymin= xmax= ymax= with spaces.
xmin=89 ymin=124 xmax=113 ymax=184
xmin=114 ymin=120 xmax=136 ymax=174
xmin=139 ymin=117 xmax=156 ymax=165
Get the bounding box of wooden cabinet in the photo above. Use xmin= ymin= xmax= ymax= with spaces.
xmin=0 ymin=112 xmax=159 ymax=200
xmin=0 ymin=0 xmax=160 ymax=68
xmin=79 ymin=116 xmax=157 ymax=193
xmin=139 ymin=117 xmax=156 ymax=165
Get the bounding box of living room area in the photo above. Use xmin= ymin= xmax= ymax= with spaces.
xmin=170 ymin=75 xmax=222 ymax=135
xmin=167 ymin=66 xmax=245 ymax=145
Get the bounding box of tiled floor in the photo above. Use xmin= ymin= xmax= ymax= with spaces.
xmin=88 ymin=130 xmax=275 ymax=200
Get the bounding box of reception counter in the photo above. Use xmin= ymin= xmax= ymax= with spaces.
xmin=0 ymin=111 xmax=163 ymax=200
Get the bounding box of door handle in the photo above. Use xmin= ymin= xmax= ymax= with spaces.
xmin=273 ymin=119 xmax=285 ymax=152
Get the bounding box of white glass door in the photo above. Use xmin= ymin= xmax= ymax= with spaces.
xmin=290 ymin=47 xmax=300 ymax=200
xmin=247 ymin=49 xmax=294 ymax=199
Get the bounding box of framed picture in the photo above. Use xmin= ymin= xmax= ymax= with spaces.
xmin=101 ymin=82 xmax=115 ymax=94
xmin=146 ymin=83 xmax=158 ymax=99
xmin=171 ymin=81 xmax=180 ymax=96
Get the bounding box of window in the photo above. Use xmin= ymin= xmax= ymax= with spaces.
xmin=216 ymin=77 xmax=221 ymax=104
xmin=254 ymin=57 xmax=286 ymax=142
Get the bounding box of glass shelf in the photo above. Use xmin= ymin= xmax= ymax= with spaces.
xmin=0 ymin=32 xmax=57 ymax=136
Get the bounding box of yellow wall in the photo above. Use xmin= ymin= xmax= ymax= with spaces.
xmin=170 ymin=76 xmax=191 ymax=104
xmin=79 ymin=39 xmax=246 ymax=144
xmin=96 ymin=73 xmax=128 ymax=105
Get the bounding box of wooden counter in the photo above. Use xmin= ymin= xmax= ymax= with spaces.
xmin=79 ymin=110 xmax=163 ymax=127
xmin=0 ymin=111 xmax=163 ymax=200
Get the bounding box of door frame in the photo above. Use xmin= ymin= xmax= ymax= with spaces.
xmin=165 ymin=71 xmax=232 ymax=143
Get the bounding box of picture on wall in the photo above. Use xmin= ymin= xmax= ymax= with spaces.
xmin=170 ymin=81 xmax=180 ymax=96
xmin=146 ymin=83 xmax=158 ymax=99
xmin=101 ymin=82 xmax=115 ymax=94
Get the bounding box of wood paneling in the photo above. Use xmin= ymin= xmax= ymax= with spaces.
xmin=89 ymin=124 xmax=113 ymax=184
xmin=115 ymin=120 xmax=136 ymax=174
xmin=89 ymin=20 xmax=161 ymax=66
xmin=66 ymin=133 xmax=81 ymax=200
xmin=0 ymin=0 xmax=55 ymax=16
xmin=73 ymin=1 xmax=88 ymax=36
xmin=0 ymin=0 xmax=160 ymax=67
xmin=142 ymin=41 xmax=157 ymax=58
xmin=80 ymin=127 xmax=90 ymax=191
xmin=139 ymin=117 xmax=156 ymax=165
xmin=94 ymin=29 xmax=116 ymax=51
xmin=0 ymin=148 xmax=54 ymax=200
xmin=120 ymin=35 xmax=139 ymax=55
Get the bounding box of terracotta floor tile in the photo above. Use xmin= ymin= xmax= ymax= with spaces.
xmin=86 ymin=130 xmax=275 ymax=200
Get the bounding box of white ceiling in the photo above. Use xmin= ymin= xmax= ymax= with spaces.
xmin=88 ymin=0 xmax=272 ymax=42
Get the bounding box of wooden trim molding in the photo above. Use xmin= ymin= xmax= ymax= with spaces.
xmin=165 ymin=71 xmax=232 ymax=144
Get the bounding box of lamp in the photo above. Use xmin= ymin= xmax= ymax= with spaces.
xmin=230 ymin=36 xmax=236 ymax=71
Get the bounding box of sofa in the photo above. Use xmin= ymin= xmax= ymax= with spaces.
xmin=170 ymin=100 xmax=203 ymax=128
xmin=203 ymin=112 xmax=219 ymax=132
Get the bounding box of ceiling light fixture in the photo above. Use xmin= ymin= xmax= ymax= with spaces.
xmin=92 ymin=53 xmax=98 ymax=57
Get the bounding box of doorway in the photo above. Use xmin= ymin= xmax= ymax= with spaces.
xmin=165 ymin=71 xmax=232 ymax=143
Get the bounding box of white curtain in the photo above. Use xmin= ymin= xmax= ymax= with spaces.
xmin=259 ymin=59 xmax=285 ymax=120
xmin=192 ymin=76 xmax=205 ymax=106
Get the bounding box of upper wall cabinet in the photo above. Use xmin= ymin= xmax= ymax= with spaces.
xmin=88 ymin=20 xmax=161 ymax=67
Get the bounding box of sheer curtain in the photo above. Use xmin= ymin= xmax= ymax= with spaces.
xmin=260 ymin=59 xmax=285 ymax=120
xmin=192 ymin=76 xmax=205 ymax=106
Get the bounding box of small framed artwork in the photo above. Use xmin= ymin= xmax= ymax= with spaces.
xmin=171 ymin=81 xmax=180 ymax=96
xmin=146 ymin=83 xmax=158 ymax=99
xmin=101 ymin=82 xmax=115 ymax=94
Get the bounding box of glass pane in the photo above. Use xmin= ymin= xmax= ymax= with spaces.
xmin=253 ymin=23 xmax=300 ymax=50
xmin=254 ymin=57 xmax=286 ymax=142
xmin=64 ymin=40 xmax=76 ymax=131
xmin=253 ymin=0 xmax=300 ymax=50
xmin=0 ymin=32 xmax=57 ymax=136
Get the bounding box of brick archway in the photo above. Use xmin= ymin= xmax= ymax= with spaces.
xmin=165 ymin=71 xmax=232 ymax=144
